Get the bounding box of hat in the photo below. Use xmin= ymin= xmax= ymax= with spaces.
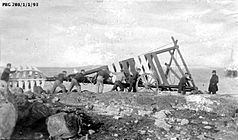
xmin=212 ymin=70 xmax=216 ymax=73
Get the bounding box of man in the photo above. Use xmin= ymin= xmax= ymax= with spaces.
xmin=178 ymin=73 xmax=190 ymax=95
xmin=1 ymin=63 xmax=16 ymax=83
xmin=68 ymin=69 xmax=87 ymax=92
xmin=128 ymin=68 xmax=141 ymax=92
xmin=111 ymin=70 xmax=126 ymax=91
xmin=96 ymin=68 xmax=110 ymax=94
xmin=208 ymin=70 xmax=219 ymax=94
xmin=50 ymin=71 xmax=68 ymax=94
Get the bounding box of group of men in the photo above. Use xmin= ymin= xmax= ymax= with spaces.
xmin=50 ymin=67 xmax=142 ymax=94
xmin=1 ymin=63 xmax=219 ymax=95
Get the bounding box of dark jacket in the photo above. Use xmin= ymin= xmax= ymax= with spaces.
xmin=130 ymin=72 xmax=140 ymax=83
xmin=178 ymin=76 xmax=189 ymax=87
xmin=74 ymin=72 xmax=86 ymax=82
xmin=208 ymin=74 xmax=219 ymax=92
xmin=1 ymin=68 xmax=15 ymax=82
xmin=57 ymin=73 xmax=68 ymax=83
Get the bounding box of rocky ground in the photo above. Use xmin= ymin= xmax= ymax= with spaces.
xmin=6 ymin=89 xmax=238 ymax=140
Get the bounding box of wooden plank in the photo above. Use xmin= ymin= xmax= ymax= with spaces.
xmin=119 ymin=60 xmax=129 ymax=71
xmin=128 ymin=58 xmax=136 ymax=74
xmin=171 ymin=36 xmax=178 ymax=46
xmin=18 ymin=81 xmax=23 ymax=89
xmin=114 ymin=62 xmax=122 ymax=72
xmin=108 ymin=64 xmax=115 ymax=72
xmin=165 ymin=63 xmax=181 ymax=80
xmin=176 ymin=48 xmax=196 ymax=87
xmin=139 ymin=55 xmax=150 ymax=73
xmin=30 ymin=80 xmax=35 ymax=92
xmin=84 ymin=65 xmax=108 ymax=75
xmin=112 ymin=63 xmax=117 ymax=72
xmin=169 ymin=51 xmax=184 ymax=76
xmin=145 ymin=54 xmax=161 ymax=84
xmin=150 ymin=46 xmax=178 ymax=55
xmin=134 ymin=56 xmax=143 ymax=72
xmin=152 ymin=53 xmax=169 ymax=85
xmin=165 ymin=49 xmax=175 ymax=77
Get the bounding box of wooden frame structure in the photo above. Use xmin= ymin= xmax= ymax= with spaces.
xmin=105 ymin=36 xmax=196 ymax=91
xmin=8 ymin=37 xmax=196 ymax=93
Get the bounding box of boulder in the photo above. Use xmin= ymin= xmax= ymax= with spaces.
xmin=153 ymin=110 xmax=171 ymax=131
xmin=0 ymin=90 xmax=18 ymax=139
xmin=47 ymin=112 xmax=81 ymax=139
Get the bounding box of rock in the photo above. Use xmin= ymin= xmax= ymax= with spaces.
xmin=0 ymin=99 xmax=18 ymax=139
xmin=185 ymin=95 xmax=214 ymax=112
xmin=202 ymin=121 xmax=209 ymax=125
xmin=180 ymin=130 xmax=186 ymax=135
xmin=34 ymin=132 xmax=44 ymax=140
xmin=174 ymin=126 xmax=181 ymax=131
xmin=199 ymin=116 xmax=203 ymax=119
xmin=139 ymin=130 xmax=146 ymax=135
xmin=88 ymin=129 xmax=95 ymax=135
xmin=9 ymin=87 xmax=24 ymax=95
xmin=0 ymin=80 xmax=7 ymax=92
xmin=47 ymin=112 xmax=81 ymax=139
xmin=78 ymin=134 xmax=88 ymax=140
xmin=28 ymin=102 xmax=52 ymax=124
xmin=24 ymin=91 xmax=35 ymax=99
xmin=134 ymin=120 xmax=138 ymax=123
xmin=52 ymin=97 xmax=60 ymax=103
xmin=204 ymin=126 xmax=212 ymax=129
xmin=114 ymin=133 xmax=118 ymax=137
xmin=153 ymin=110 xmax=171 ymax=131
xmin=180 ymin=119 xmax=189 ymax=125
xmin=113 ymin=115 xmax=122 ymax=120
xmin=138 ymin=110 xmax=152 ymax=116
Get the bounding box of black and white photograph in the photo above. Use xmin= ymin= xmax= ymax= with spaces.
xmin=0 ymin=0 xmax=238 ymax=139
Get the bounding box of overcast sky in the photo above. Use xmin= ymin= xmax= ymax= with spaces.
xmin=0 ymin=0 xmax=238 ymax=67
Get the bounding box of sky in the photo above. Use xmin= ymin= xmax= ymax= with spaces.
xmin=0 ymin=0 xmax=238 ymax=68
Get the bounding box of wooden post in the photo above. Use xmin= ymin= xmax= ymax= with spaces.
xmin=139 ymin=55 xmax=150 ymax=73
xmin=165 ymin=63 xmax=181 ymax=80
xmin=169 ymin=51 xmax=184 ymax=76
xmin=152 ymin=53 xmax=169 ymax=85
xmin=176 ymin=47 xmax=196 ymax=87
xmin=145 ymin=54 xmax=161 ymax=84
xmin=165 ymin=49 xmax=175 ymax=77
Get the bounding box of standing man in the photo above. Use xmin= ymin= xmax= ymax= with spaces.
xmin=1 ymin=63 xmax=16 ymax=83
xmin=68 ymin=69 xmax=87 ymax=93
xmin=128 ymin=68 xmax=141 ymax=92
xmin=178 ymin=73 xmax=190 ymax=95
xmin=96 ymin=68 xmax=110 ymax=94
xmin=208 ymin=70 xmax=219 ymax=94
xmin=50 ymin=71 xmax=68 ymax=94
xmin=111 ymin=69 xmax=126 ymax=92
